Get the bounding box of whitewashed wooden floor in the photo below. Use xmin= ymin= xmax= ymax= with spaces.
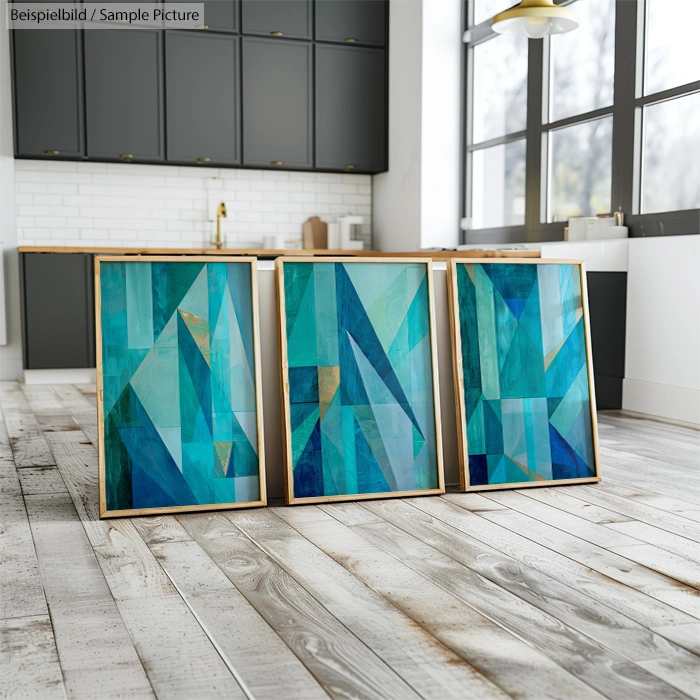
xmin=2 ymin=381 xmax=700 ymax=700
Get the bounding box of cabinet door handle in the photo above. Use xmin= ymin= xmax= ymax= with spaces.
xmin=271 ymin=31 xmax=283 ymax=36
xmin=197 ymin=157 xmax=211 ymax=163
xmin=345 ymin=164 xmax=356 ymax=170
xmin=271 ymin=160 xmax=283 ymax=166
xmin=44 ymin=150 xmax=59 ymax=155
xmin=120 ymin=153 xmax=133 ymax=160
xmin=345 ymin=38 xmax=357 ymax=43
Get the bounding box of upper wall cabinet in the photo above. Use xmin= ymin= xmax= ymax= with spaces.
xmin=85 ymin=29 xmax=164 ymax=162
xmin=165 ymin=32 xmax=240 ymax=165
xmin=179 ymin=0 xmax=239 ymax=33
xmin=242 ymin=38 xmax=313 ymax=169
xmin=12 ymin=29 xmax=84 ymax=158
xmin=241 ymin=0 xmax=312 ymax=40
xmin=315 ymin=0 xmax=387 ymax=46
xmin=315 ymin=45 xmax=386 ymax=173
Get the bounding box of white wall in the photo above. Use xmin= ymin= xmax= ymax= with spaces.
xmin=0 ymin=5 xmax=24 ymax=380
xmin=372 ymin=0 xmax=422 ymax=251
xmin=16 ymin=161 xmax=372 ymax=248
xmin=373 ymin=0 xmax=462 ymax=252
xmin=624 ymin=235 xmax=700 ymax=426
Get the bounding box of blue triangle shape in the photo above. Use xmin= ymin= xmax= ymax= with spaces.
xmin=354 ymin=416 xmax=391 ymax=494
xmin=550 ymin=424 xmax=594 ymax=480
xmin=504 ymin=297 xmax=527 ymax=319
xmin=293 ymin=420 xmax=324 ymax=498
xmin=335 ymin=263 xmax=423 ymax=436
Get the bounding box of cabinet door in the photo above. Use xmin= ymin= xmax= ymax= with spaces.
xmin=85 ymin=29 xmax=164 ymax=161
xmin=241 ymin=38 xmax=312 ymax=168
xmin=21 ymin=254 xmax=95 ymax=370
xmin=12 ymin=29 xmax=84 ymax=157
xmin=241 ymin=0 xmax=311 ymax=40
xmin=172 ymin=0 xmax=238 ymax=32
xmin=165 ymin=32 xmax=240 ymax=165
xmin=315 ymin=45 xmax=386 ymax=173
xmin=315 ymin=0 xmax=387 ymax=46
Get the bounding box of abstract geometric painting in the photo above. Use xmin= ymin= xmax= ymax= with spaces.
xmin=277 ymin=259 xmax=444 ymax=504
xmin=448 ymin=260 xmax=600 ymax=491
xmin=96 ymin=257 xmax=265 ymax=517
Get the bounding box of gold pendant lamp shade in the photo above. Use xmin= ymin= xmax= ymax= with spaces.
xmin=492 ymin=0 xmax=579 ymax=38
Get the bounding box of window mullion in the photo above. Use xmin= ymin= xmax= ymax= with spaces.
xmin=610 ymin=0 xmax=642 ymax=216
xmin=525 ymin=38 xmax=546 ymax=240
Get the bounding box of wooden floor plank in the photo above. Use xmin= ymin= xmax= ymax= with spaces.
xmin=116 ymin=596 xmax=247 ymax=700
xmin=178 ymin=511 xmax=421 ymax=700
xmin=20 ymin=384 xmax=67 ymax=414
xmin=596 ymin=479 xmax=700 ymax=524
xmin=17 ymin=466 xmax=68 ymax=496
xmin=362 ymin=498 xmax=700 ymax=700
xmin=0 ymin=384 xmax=55 ymax=468
xmin=150 ymin=538 xmax=330 ymax=699
xmin=0 ymin=616 xmax=66 ymax=700
xmin=277 ymin=504 xmax=610 ymax=700
xmin=598 ymin=421 xmax=700 ymax=471
xmin=131 ymin=515 xmax=193 ymax=546
xmin=439 ymin=494 xmax=699 ymax=630
xmin=231 ymin=507 xmax=510 ymax=700
xmin=478 ymin=507 xmax=700 ymax=620
xmin=24 ymin=492 xmax=154 ymax=698
xmin=487 ymin=490 xmax=700 ymax=586
xmin=565 ymin=485 xmax=700 ymax=543
xmin=50 ymin=385 xmax=96 ymax=414
xmin=521 ymin=487 xmax=634 ymax=525
xmin=598 ymin=450 xmax=700 ymax=504
xmin=607 ymin=520 xmax=700 ymax=566
xmin=0 ymin=407 xmax=51 ymax=621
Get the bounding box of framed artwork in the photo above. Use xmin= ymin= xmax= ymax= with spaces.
xmin=277 ymin=258 xmax=444 ymax=504
xmin=96 ymin=257 xmax=266 ymax=518
xmin=448 ymin=259 xmax=600 ymax=491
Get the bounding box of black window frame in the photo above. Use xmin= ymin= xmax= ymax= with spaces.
xmin=462 ymin=0 xmax=700 ymax=244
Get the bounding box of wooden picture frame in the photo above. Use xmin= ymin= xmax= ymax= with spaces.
xmin=447 ymin=258 xmax=601 ymax=492
xmin=96 ymin=256 xmax=266 ymax=518
xmin=277 ymin=257 xmax=445 ymax=505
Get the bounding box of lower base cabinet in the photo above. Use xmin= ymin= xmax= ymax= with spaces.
xmin=586 ymin=271 xmax=627 ymax=410
xmin=20 ymin=253 xmax=96 ymax=370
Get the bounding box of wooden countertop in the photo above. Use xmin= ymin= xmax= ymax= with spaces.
xmin=18 ymin=246 xmax=541 ymax=259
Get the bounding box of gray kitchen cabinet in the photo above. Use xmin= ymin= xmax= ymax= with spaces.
xmin=171 ymin=0 xmax=238 ymax=32
xmin=241 ymin=38 xmax=312 ymax=169
xmin=315 ymin=0 xmax=387 ymax=46
xmin=241 ymin=0 xmax=311 ymax=40
xmin=315 ymin=44 xmax=386 ymax=173
xmin=12 ymin=29 xmax=84 ymax=158
xmin=85 ymin=29 xmax=164 ymax=162
xmin=165 ymin=31 xmax=240 ymax=165
xmin=20 ymin=254 xmax=95 ymax=370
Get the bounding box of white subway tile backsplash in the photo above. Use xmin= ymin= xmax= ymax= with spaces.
xmin=15 ymin=160 xmax=373 ymax=248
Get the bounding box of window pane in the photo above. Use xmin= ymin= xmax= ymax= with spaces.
xmin=471 ymin=140 xmax=526 ymax=229
xmin=473 ymin=35 xmax=528 ymax=143
xmin=473 ymin=0 xmax=514 ymax=26
xmin=548 ymin=117 xmax=612 ymax=222
xmin=645 ymin=0 xmax=700 ymax=95
xmin=550 ymin=0 xmax=615 ymax=122
xmin=642 ymin=93 xmax=700 ymax=213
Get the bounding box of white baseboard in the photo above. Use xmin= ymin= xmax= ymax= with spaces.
xmin=622 ymin=378 xmax=700 ymax=428
xmin=24 ymin=368 xmax=96 ymax=385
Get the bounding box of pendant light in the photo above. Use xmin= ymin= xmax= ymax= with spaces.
xmin=492 ymin=0 xmax=579 ymax=39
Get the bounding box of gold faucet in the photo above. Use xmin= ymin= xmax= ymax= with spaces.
xmin=213 ymin=202 xmax=227 ymax=249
